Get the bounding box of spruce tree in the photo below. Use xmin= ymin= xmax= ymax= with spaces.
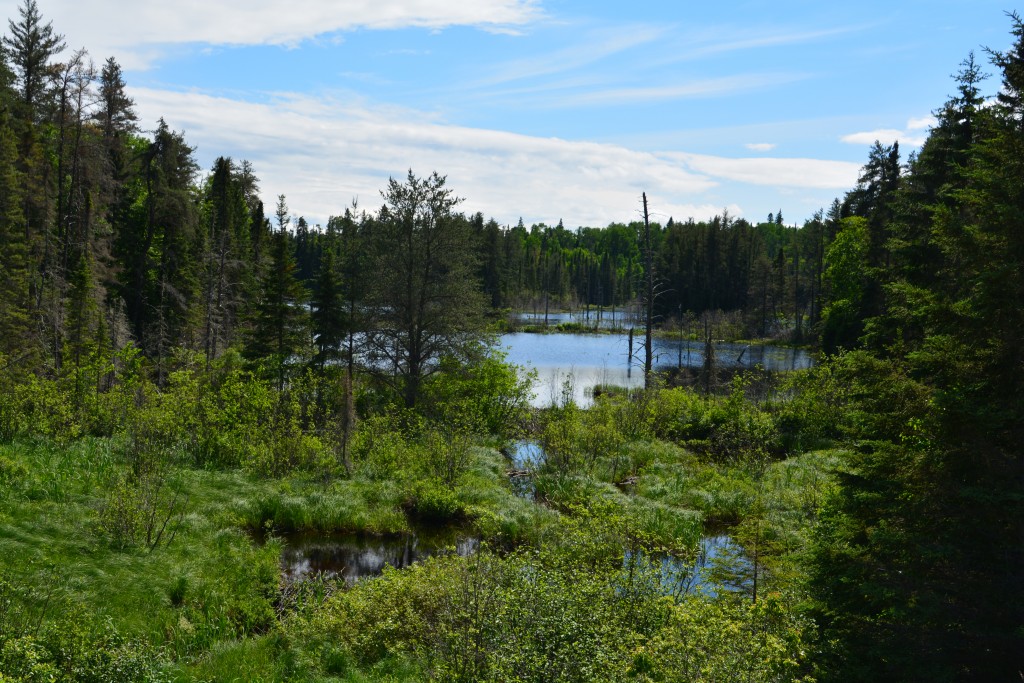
xmin=310 ymin=246 xmax=346 ymax=368
xmin=2 ymin=0 xmax=64 ymax=117
xmin=246 ymin=195 xmax=308 ymax=391
xmin=95 ymin=57 xmax=137 ymax=140
xmin=810 ymin=20 xmax=1024 ymax=680
xmin=0 ymin=114 xmax=33 ymax=367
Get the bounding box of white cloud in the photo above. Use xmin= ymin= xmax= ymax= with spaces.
xmin=841 ymin=128 xmax=906 ymax=145
xmin=670 ymin=153 xmax=861 ymax=189
xmin=841 ymin=116 xmax=934 ymax=147
xmin=133 ymin=87 xmax=723 ymax=227
xmin=745 ymin=142 xmax=776 ymax=152
xmin=477 ymin=25 xmax=667 ymax=86
xmin=130 ymin=88 xmax=857 ymax=227
xmin=7 ymin=0 xmax=540 ymax=69
xmin=907 ymin=115 xmax=937 ymax=130
xmin=553 ymin=73 xmax=807 ymax=107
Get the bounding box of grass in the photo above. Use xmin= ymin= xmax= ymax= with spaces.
xmin=0 ymin=386 xmax=835 ymax=680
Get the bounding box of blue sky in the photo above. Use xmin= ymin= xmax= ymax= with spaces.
xmin=4 ymin=0 xmax=1018 ymax=227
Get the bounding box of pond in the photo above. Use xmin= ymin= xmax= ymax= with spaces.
xmin=280 ymin=528 xmax=753 ymax=598
xmin=631 ymin=534 xmax=755 ymax=598
xmin=504 ymin=440 xmax=543 ymax=499
xmin=499 ymin=332 xmax=814 ymax=407
xmin=281 ymin=529 xmax=479 ymax=585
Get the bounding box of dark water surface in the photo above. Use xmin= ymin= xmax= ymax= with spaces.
xmin=281 ymin=529 xmax=479 ymax=584
xmin=280 ymin=528 xmax=752 ymax=597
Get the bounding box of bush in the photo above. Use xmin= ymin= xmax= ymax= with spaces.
xmin=421 ymin=351 xmax=535 ymax=440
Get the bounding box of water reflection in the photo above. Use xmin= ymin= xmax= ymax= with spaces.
xmin=500 ymin=332 xmax=813 ymax=407
xmin=504 ymin=440 xmax=543 ymax=499
xmin=281 ymin=530 xmax=479 ymax=584
xmin=626 ymin=534 xmax=754 ymax=598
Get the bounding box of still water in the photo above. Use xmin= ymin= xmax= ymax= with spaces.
xmin=499 ymin=332 xmax=813 ymax=407
xmin=280 ymin=530 xmax=751 ymax=596
xmin=281 ymin=529 xmax=479 ymax=584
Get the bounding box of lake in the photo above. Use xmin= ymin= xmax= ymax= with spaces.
xmin=511 ymin=308 xmax=639 ymax=330
xmin=498 ymin=332 xmax=814 ymax=406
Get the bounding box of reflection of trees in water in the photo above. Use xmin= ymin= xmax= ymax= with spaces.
xmin=281 ymin=533 xmax=480 ymax=585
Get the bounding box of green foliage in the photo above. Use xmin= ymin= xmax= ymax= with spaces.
xmin=628 ymin=380 xmax=781 ymax=463
xmin=0 ymin=372 xmax=80 ymax=444
xmin=0 ymin=574 xmax=167 ymax=682
xmin=637 ymin=593 xmax=814 ymax=683
xmin=292 ymin=513 xmax=813 ymax=682
xmin=96 ymin=465 xmax=188 ymax=551
xmin=421 ymin=350 xmax=534 ymax=440
xmin=820 ymin=216 xmax=870 ymax=352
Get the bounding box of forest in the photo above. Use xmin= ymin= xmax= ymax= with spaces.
xmin=0 ymin=0 xmax=1021 ymax=681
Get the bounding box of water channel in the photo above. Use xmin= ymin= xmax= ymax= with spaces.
xmin=277 ymin=439 xmax=755 ymax=596
xmin=279 ymin=528 xmax=752 ymax=596
xmin=278 ymin=330 xmax=781 ymax=592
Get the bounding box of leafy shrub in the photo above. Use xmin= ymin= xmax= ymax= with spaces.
xmin=96 ymin=466 xmax=188 ymax=551
xmin=421 ymin=351 xmax=535 ymax=440
xmin=404 ymin=479 xmax=465 ymax=524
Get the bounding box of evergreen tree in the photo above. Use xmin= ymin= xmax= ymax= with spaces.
xmin=2 ymin=0 xmax=64 ymax=117
xmin=201 ymin=156 xmax=251 ymax=364
xmin=0 ymin=114 xmax=33 ymax=366
xmin=310 ymin=245 xmax=346 ymax=368
xmin=116 ymin=120 xmax=198 ymax=376
xmin=65 ymin=251 xmax=98 ymax=370
xmin=365 ymin=171 xmax=486 ymax=407
xmin=810 ymin=21 xmax=1024 ymax=680
xmin=246 ymin=195 xmax=308 ymax=391
xmin=95 ymin=57 xmax=137 ymax=140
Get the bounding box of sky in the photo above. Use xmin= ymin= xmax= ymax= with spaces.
xmin=3 ymin=0 xmax=1018 ymax=228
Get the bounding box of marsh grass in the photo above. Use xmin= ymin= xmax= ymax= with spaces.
xmin=0 ymin=370 xmax=834 ymax=681
xmin=0 ymin=439 xmax=330 ymax=668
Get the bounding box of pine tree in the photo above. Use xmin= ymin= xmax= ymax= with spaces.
xmin=365 ymin=171 xmax=486 ymax=407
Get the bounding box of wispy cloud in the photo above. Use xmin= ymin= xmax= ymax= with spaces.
xmin=12 ymin=0 xmax=542 ymax=69
xmin=132 ymin=87 xmax=861 ymax=227
xmin=841 ymin=116 xmax=935 ymax=147
xmin=746 ymin=143 xmax=777 ymax=152
xmin=668 ymin=25 xmax=864 ymax=62
xmin=670 ymin=153 xmax=861 ymax=189
xmin=647 ymin=23 xmax=864 ymax=67
xmin=474 ymin=25 xmax=667 ymax=86
xmin=555 ymin=73 xmax=808 ymax=107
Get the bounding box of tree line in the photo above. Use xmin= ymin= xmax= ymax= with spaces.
xmin=0 ymin=1 xmax=493 ymax=410
xmin=1 ymin=0 xmax=1023 ymax=679
xmin=0 ymin=0 xmax=912 ymax=412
